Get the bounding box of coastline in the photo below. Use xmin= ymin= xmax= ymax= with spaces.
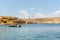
xmin=0 ymin=16 xmax=60 ymax=25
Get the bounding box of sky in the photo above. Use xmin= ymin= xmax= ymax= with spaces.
xmin=0 ymin=0 xmax=60 ymax=19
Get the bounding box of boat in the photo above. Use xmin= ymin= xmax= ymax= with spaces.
xmin=9 ymin=24 xmax=21 ymax=27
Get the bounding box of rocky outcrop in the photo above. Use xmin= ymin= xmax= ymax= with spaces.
xmin=24 ymin=17 xmax=60 ymax=24
xmin=0 ymin=16 xmax=26 ymax=25
xmin=34 ymin=17 xmax=60 ymax=24
xmin=0 ymin=16 xmax=60 ymax=25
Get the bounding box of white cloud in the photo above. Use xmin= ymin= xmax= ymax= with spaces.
xmin=19 ymin=10 xmax=48 ymax=19
xmin=33 ymin=13 xmax=48 ymax=18
xmin=19 ymin=10 xmax=29 ymax=19
xmin=50 ymin=10 xmax=60 ymax=17
xmin=32 ymin=10 xmax=60 ymax=18
xmin=52 ymin=10 xmax=60 ymax=15
xmin=18 ymin=9 xmax=60 ymax=19
xmin=30 ymin=8 xmax=35 ymax=10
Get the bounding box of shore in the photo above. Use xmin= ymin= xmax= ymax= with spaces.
xmin=0 ymin=16 xmax=60 ymax=25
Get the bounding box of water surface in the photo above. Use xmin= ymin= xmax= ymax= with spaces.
xmin=0 ymin=24 xmax=60 ymax=40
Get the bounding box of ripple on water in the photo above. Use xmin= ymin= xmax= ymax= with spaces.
xmin=0 ymin=24 xmax=60 ymax=40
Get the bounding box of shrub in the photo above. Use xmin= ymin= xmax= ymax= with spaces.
xmin=1 ymin=19 xmax=7 ymax=23
xmin=9 ymin=16 xmax=17 ymax=20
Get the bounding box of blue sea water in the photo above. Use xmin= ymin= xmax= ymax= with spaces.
xmin=0 ymin=24 xmax=60 ymax=40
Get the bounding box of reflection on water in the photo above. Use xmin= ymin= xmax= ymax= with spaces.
xmin=0 ymin=24 xmax=60 ymax=40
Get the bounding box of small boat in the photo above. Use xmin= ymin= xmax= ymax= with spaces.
xmin=9 ymin=24 xmax=21 ymax=27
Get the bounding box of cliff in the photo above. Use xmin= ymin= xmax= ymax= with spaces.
xmin=0 ymin=16 xmax=26 ymax=25
xmin=0 ymin=16 xmax=60 ymax=25
xmin=33 ymin=17 xmax=60 ymax=24
xmin=25 ymin=17 xmax=60 ymax=24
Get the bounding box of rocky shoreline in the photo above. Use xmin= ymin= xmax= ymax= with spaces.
xmin=0 ymin=16 xmax=60 ymax=25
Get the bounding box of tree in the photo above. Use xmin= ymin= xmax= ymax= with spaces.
xmin=1 ymin=19 xmax=7 ymax=23
xmin=9 ymin=16 xmax=17 ymax=20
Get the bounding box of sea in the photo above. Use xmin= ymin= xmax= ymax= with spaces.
xmin=0 ymin=24 xmax=60 ymax=40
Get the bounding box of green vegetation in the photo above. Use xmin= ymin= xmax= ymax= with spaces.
xmin=9 ymin=16 xmax=17 ymax=20
xmin=1 ymin=19 xmax=7 ymax=23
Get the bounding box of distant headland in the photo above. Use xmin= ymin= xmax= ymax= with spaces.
xmin=0 ymin=16 xmax=60 ymax=25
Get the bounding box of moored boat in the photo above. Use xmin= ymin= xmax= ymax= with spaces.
xmin=9 ymin=24 xmax=21 ymax=27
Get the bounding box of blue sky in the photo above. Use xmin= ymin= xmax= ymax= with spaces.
xmin=0 ymin=0 xmax=60 ymax=19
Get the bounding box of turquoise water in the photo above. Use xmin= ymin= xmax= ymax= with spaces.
xmin=0 ymin=24 xmax=60 ymax=40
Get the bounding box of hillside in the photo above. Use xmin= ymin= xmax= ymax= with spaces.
xmin=25 ymin=17 xmax=60 ymax=24
xmin=0 ymin=16 xmax=26 ymax=25
xmin=34 ymin=17 xmax=60 ymax=24
xmin=0 ymin=16 xmax=60 ymax=25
